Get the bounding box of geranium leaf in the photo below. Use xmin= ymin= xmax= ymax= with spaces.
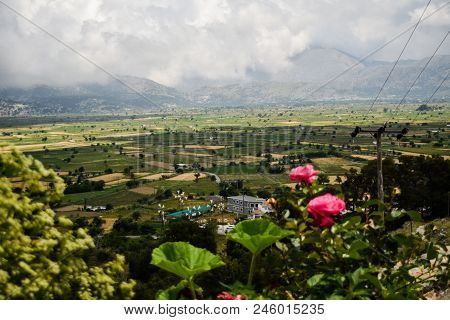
xmin=227 ymin=219 xmax=294 ymax=254
xmin=151 ymin=242 xmax=225 ymax=280
xmin=155 ymin=280 xmax=188 ymax=300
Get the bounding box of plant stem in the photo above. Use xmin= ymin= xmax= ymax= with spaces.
xmin=188 ymin=280 xmax=197 ymax=300
xmin=247 ymin=253 xmax=258 ymax=286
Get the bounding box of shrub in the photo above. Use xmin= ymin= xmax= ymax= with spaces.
xmin=0 ymin=149 xmax=135 ymax=299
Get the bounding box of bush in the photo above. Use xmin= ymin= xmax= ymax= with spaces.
xmin=155 ymin=188 xmax=173 ymax=200
xmin=126 ymin=179 xmax=140 ymax=189
xmin=64 ymin=179 xmax=105 ymax=194
xmin=0 ymin=149 xmax=134 ymax=299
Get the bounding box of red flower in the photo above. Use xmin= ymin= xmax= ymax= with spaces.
xmin=290 ymin=164 xmax=319 ymax=184
xmin=217 ymin=291 xmax=246 ymax=300
xmin=307 ymin=193 xmax=346 ymax=227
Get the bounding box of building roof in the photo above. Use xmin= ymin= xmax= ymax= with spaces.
xmin=167 ymin=204 xmax=212 ymax=218
xmin=227 ymin=195 xmax=265 ymax=202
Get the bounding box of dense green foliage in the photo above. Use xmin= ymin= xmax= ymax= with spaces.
xmin=0 ymin=149 xmax=135 ymax=299
xmin=162 ymin=219 xmax=217 ymax=253
xmin=94 ymin=218 xmax=219 ymax=299
xmin=64 ymin=179 xmax=105 ymax=194
xmin=342 ymin=155 xmax=450 ymax=219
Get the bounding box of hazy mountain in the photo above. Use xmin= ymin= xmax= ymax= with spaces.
xmin=0 ymin=76 xmax=190 ymax=115
xmin=274 ymin=48 xmax=366 ymax=83
xmin=0 ymin=48 xmax=449 ymax=115
xmin=192 ymin=48 xmax=450 ymax=105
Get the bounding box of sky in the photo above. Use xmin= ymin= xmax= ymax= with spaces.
xmin=0 ymin=0 xmax=449 ymax=89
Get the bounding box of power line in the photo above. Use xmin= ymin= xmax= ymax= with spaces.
xmin=364 ymin=0 xmax=432 ymax=119
xmin=0 ymin=0 xmax=158 ymax=107
xmin=294 ymin=1 xmax=449 ymax=105
xmin=391 ymin=31 xmax=449 ymax=118
xmin=424 ymin=72 xmax=449 ymax=105
xmin=405 ymin=71 xmax=448 ymax=132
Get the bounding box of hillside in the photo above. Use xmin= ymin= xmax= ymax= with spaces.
xmin=0 ymin=48 xmax=449 ymax=114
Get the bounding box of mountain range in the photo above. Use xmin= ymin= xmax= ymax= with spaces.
xmin=1 ymin=48 xmax=449 ymax=115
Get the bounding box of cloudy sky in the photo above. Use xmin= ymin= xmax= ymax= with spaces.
xmin=0 ymin=0 xmax=449 ymax=89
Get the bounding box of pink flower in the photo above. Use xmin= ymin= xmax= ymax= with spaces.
xmin=217 ymin=291 xmax=246 ymax=300
xmin=290 ymin=164 xmax=319 ymax=184
xmin=307 ymin=193 xmax=346 ymax=227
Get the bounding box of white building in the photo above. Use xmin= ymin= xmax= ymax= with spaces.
xmin=85 ymin=205 xmax=107 ymax=212
xmin=227 ymin=195 xmax=266 ymax=215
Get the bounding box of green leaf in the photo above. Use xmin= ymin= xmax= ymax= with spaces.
xmin=346 ymin=240 xmax=369 ymax=260
xmin=350 ymin=267 xmax=367 ymax=286
xmin=349 ymin=239 xmax=369 ymax=251
xmin=275 ymin=241 xmax=288 ymax=252
xmin=155 ymin=280 xmax=188 ymax=300
xmin=342 ymin=215 xmax=362 ymax=228
xmin=307 ymin=274 xmax=325 ymax=287
xmin=156 ymin=280 xmax=203 ymax=300
xmin=363 ymin=274 xmax=383 ymax=292
xmin=151 ymin=242 xmax=225 ymax=280
xmin=406 ymin=210 xmax=423 ymax=222
xmin=389 ymin=209 xmax=405 ymax=220
xmin=227 ymin=219 xmax=294 ymax=254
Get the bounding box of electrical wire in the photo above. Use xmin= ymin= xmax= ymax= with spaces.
xmin=406 ymin=71 xmax=448 ymax=131
xmin=390 ymin=31 xmax=449 ymax=119
xmin=294 ymin=1 xmax=449 ymax=105
xmin=364 ymin=0 xmax=432 ymax=120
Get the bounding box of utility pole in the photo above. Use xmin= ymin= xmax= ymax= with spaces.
xmin=376 ymin=131 xmax=384 ymax=202
xmin=351 ymin=125 xmax=408 ymax=202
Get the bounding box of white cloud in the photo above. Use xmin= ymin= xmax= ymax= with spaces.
xmin=0 ymin=0 xmax=448 ymax=88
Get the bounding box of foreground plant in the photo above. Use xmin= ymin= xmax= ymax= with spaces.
xmin=227 ymin=219 xmax=294 ymax=286
xmin=0 ymin=148 xmax=135 ymax=299
xmin=273 ymin=165 xmax=450 ymax=299
xmin=151 ymin=241 xmax=225 ymax=299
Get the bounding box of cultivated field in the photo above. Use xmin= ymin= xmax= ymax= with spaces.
xmin=1 ymin=103 xmax=448 ymax=226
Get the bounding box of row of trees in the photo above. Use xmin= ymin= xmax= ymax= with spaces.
xmin=342 ymin=155 xmax=449 ymax=219
xmin=64 ymin=179 xmax=105 ymax=194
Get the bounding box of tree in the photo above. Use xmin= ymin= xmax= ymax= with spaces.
xmin=342 ymin=156 xmax=449 ymax=219
xmin=0 ymin=149 xmax=135 ymax=299
xmin=162 ymin=219 xmax=217 ymax=253
xmin=132 ymin=210 xmax=141 ymax=221
xmin=194 ymin=172 xmax=201 ymax=183
xmin=395 ymin=155 xmax=449 ymax=219
xmin=257 ymin=190 xmax=271 ymax=199
xmin=126 ymin=179 xmax=139 ymax=189
xmin=64 ymin=180 xmax=105 ymax=194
